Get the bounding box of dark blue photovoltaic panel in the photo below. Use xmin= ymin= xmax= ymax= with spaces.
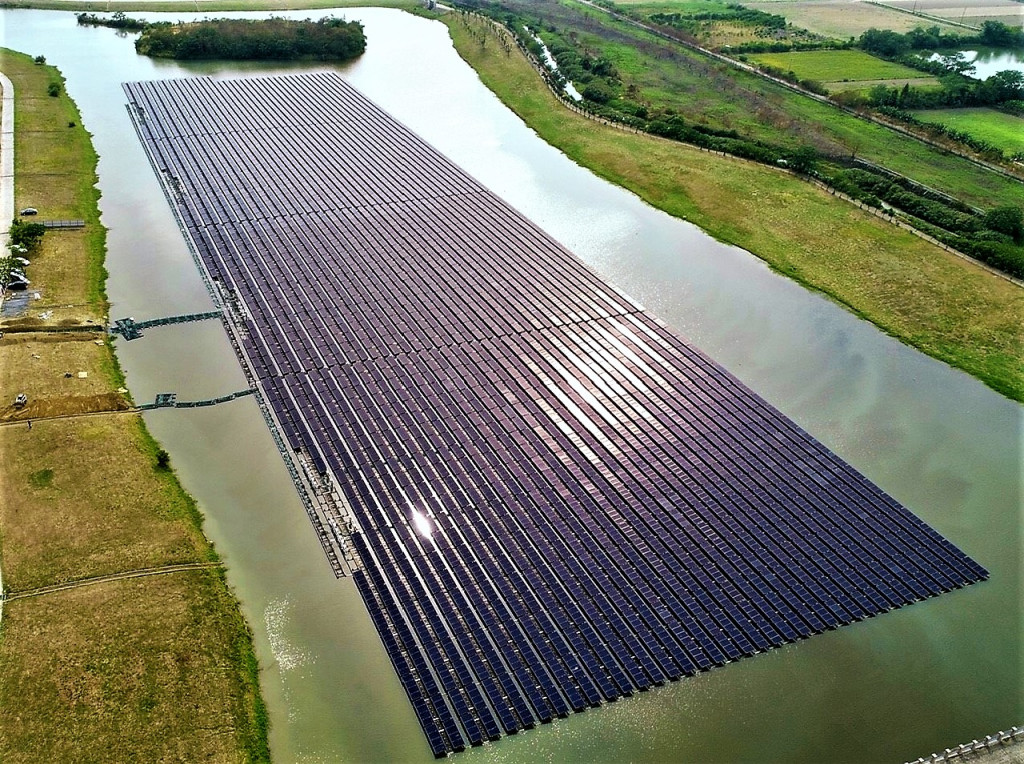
xmin=124 ymin=72 xmax=987 ymax=758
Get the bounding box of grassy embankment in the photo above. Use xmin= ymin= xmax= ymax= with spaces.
xmin=912 ymin=107 xmax=1024 ymax=155
xmin=0 ymin=49 xmax=269 ymax=762
xmin=444 ymin=14 xmax=1023 ymax=401
xmin=528 ymin=0 xmax=1024 ymax=210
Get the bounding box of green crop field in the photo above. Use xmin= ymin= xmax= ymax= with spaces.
xmin=912 ymin=107 xmax=1024 ymax=154
xmin=749 ymin=49 xmax=925 ymax=82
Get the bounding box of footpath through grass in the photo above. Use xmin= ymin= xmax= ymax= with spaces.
xmin=444 ymin=14 xmax=1023 ymax=401
xmin=0 ymin=49 xmax=269 ymax=763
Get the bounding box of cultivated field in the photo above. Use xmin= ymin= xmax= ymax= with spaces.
xmin=912 ymin=107 xmax=1024 ymax=154
xmin=878 ymin=0 xmax=1023 ymax=28
xmin=749 ymin=49 xmax=924 ymax=81
xmin=743 ymin=0 xmax=963 ymax=38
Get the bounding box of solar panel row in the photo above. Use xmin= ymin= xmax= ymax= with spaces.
xmin=124 ymin=72 xmax=986 ymax=757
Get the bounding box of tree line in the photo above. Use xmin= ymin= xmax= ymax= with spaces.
xmin=134 ymin=17 xmax=366 ymax=62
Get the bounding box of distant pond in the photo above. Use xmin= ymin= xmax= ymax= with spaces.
xmin=927 ymin=47 xmax=1024 ymax=79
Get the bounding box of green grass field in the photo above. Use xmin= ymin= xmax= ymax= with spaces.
xmin=913 ymin=107 xmax=1024 ymax=154
xmin=749 ymin=49 xmax=925 ymax=82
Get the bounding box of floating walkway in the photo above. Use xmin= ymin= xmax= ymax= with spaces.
xmin=110 ymin=310 xmax=222 ymax=340
xmin=137 ymin=388 xmax=254 ymax=410
xmin=124 ymin=73 xmax=987 ymax=758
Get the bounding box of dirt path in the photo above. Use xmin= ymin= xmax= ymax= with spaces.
xmin=0 ymin=561 xmax=223 ymax=603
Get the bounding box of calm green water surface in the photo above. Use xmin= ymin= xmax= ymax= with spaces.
xmin=2 ymin=8 xmax=1020 ymax=763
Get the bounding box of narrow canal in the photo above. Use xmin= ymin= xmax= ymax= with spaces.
xmin=2 ymin=7 xmax=1020 ymax=763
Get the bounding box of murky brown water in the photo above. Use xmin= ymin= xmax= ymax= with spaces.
xmin=2 ymin=8 xmax=1020 ymax=762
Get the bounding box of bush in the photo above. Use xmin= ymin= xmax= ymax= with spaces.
xmin=984 ymin=205 xmax=1024 ymax=244
xmin=9 ymin=220 xmax=46 ymax=251
xmin=46 ymin=82 xmax=60 ymax=97
xmin=582 ymin=80 xmax=615 ymax=104
xmin=155 ymin=449 xmax=171 ymax=471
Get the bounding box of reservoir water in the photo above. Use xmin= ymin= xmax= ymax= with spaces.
xmin=2 ymin=8 xmax=1020 ymax=763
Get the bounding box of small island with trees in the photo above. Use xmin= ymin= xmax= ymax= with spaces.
xmin=77 ymin=14 xmax=365 ymax=62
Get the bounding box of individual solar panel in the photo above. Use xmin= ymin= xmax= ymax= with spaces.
xmin=124 ymin=72 xmax=987 ymax=758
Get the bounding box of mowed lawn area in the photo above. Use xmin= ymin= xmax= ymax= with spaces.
xmin=749 ymin=49 xmax=925 ymax=83
xmin=912 ymin=107 xmax=1024 ymax=155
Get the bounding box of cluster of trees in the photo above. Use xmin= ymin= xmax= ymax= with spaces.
xmin=2 ymin=221 xmax=45 ymax=291
xmin=830 ymin=169 xmax=1024 ymax=276
xmin=76 ymin=11 xmax=149 ymax=32
xmin=646 ymin=115 xmax=787 ymax=163
xmin=650 ymin=6 xmax=787 ymax=31
xmin=135 ymin=17 xmax=366 ymax=61
xmin=729 ymin=39 xmax=846 ymax=54
xmin=9 ymin=220 xmax=46 ymax=252
xmin=518 ymin=26 xmax=627 ymax=107
xmin=867 ymin=69 xmax=1024 ymax=110
xmin=859 ymin=21 xmax=1023 ymax=58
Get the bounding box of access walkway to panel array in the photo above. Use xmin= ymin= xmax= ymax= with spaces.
xmin=124 ymin=73 xmax=986 ymax=758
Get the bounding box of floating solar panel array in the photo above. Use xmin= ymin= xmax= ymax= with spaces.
xmin=124 ymin=73 xmax=986 ymax=757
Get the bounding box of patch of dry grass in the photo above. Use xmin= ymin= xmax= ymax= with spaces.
xmin=743 ymin=1 xmax=964 ymax=38
xmin=0 ymin=571 xmax=265 ymax=763
xmin=0 ymin=414 xmax=216 ymax=592
xmin=1 ymin=49 xmax=106 ymax=321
